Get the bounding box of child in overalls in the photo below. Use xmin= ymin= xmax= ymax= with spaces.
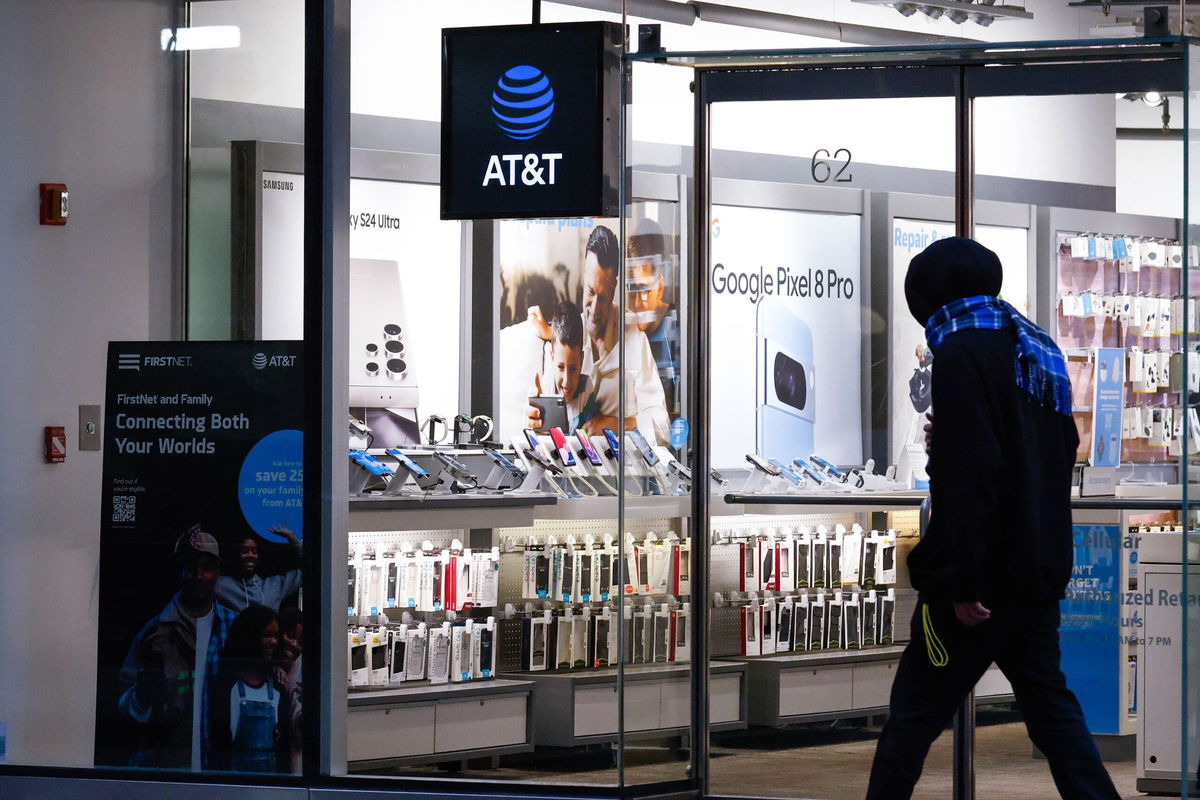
xmin=208 ymin=604 xmax=290 ymax=772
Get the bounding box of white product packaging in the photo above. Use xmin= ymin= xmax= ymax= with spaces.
xmin=841 ymin=525 xmax=863 ymax=586
xmin=405 ymin=622 xmax=427 ymax=681
xmin=673 ymin=603 xmax=691 ymax=663
xmin=451 ymin=621 xmax=474 ymax=682
xmin=349 ymin=627 xmax=368 ymax=688
xmin=368 ymin=628 xmax=389 ymax=686
xmin=472 ymin=617 xmax=496 ymax=679
xmin=427 ymin=622 xmax=452 ymax=684
xmin=827 ymin=591 xmax=844 ymax=649
xmin=844 ymin=593 xmax=863 ymax=650
xmin=388 ymin=625 xmax=408 ymax=685
xmin=760 ymin=597 xmax=777 ymax=655
xmin=741 ymin=602 xmax=761 ymax=657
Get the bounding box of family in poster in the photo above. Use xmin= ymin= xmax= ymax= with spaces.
xmin=498 ymin=209 xmax=681 ymax=445
xmin=95 ymin=342 xmax=304 ymax=775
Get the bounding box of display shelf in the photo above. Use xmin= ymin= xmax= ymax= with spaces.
xmin=349 ymin=492 xmax=744 ymax=530
xmin=346 ymin=678 xmax=535 ymax=769
xmin=348 ymin=677 xmax=535 ymax=707
xmin=498 ymin=661 xmax=747 ymax=746
xmin=349 ymin=493 xmax=556 ymax=531
xmin=728 ymin=646 xmax=1012 ymax=727
xmin=724 ymin=492 xmax=927 ymax=514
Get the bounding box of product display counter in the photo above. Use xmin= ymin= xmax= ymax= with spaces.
xmin=347 ymin=678 xmax=534 ymax=769
xmin=501 ymin=661 xmax=747 ymax=747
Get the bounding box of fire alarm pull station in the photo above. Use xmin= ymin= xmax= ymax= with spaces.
xmin=44 ymin=427 xmax=66 ymax=463
xmin=40 ymin=183 xmax=68 ymax=225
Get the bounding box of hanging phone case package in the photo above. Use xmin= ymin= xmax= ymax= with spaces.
xmin=349 ymin=628 xmax=368 ymax=688
xmin=794 ymin=529 xmax=811 ymax=589
xmin=556 ymin=611 xmax=574 ymax=669
xmin=759 ymin=533 xmax=778 ymax=591
xmin=649 ymin=539 xmax=672 ymax=596
xmin=844 ymin=593 xmax=862 ymax=650
xmin=840 ymin=526 xmax=863 ymax=586
xmin=827 ymin=529 xmax=843 ymax=588
xmin=760 ymin=597 xmax=777 ymax=655
xmin=826 ymin=591 xmax=843 ymax=649
xmin=405 ymin=622 xmax=427 ymax=681
xmin=522 ymin=541 xmax=540 ymax=600
xmin=808 ymin=593 xmax=826 ymax=650
xmin=472 ymin=547 xmax=500 ymax=607
xmin=672 ymin=538 xmax=691 ymax=596
xmin=861 ymin=533 xmax=879 ymax=588
xmin=451 ymin=621 xmax=474 ymax=682
xmin=593 ymin=608 xmax=615 ymax=667
xmin=863 ymin=590 xmax=878 ymax=646
xmin=672 ymin=603 xmax=691 ymax=663
xmin=877 ymin=531 xmax=897 ymax=585
xmin=812 ymin=530 xmax=828 ymax=589
xmin=775 ymin=596 xmax=793 ymax=652
xmin=741 ymin=602 xmax=761 ymax=656
xmin=793 ymin=593 xmax=810 ymax=651
xmin=775 ymin=535 xmax=795 ymax=592
xmin=387 ymin=625 xmax=408 ymax=685
xmin=472 ymin=617 xmax=496 ymax=679
xmin=521 ymin=611 xmax=552 ymax=671
xmin=880 ymin=589 xmax=896 ymax=645
xmin=368 ymin=627 xmax=389 ymax=686
xmin=427 ymin=622 xmax=452 ymax=684
xmin=652 ymin=604 xmax=672 ymax=663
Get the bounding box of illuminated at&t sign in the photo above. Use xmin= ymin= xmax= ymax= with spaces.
xmin=482 ymin=65 xmax=562 ymax=187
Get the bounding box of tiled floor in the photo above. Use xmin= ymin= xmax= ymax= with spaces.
xmin=399 ymin=719 xmax=1173 ymax=799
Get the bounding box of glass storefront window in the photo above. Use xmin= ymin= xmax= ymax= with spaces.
xmin=7 ymin=3 xmax=1200 ymax=798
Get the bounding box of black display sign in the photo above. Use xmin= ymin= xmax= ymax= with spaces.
xmin=441 ymin=22 xmax=622 ymax=220
xmin=95 ymin=341 xmax=304 ymax=772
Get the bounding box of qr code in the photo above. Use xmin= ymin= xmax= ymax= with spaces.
xmin=112 ymin=495 xmax=136 ymax=523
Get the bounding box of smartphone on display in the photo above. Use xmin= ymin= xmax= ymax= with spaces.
xmin=793 ymin=458 xmax=826 ymax=484
xmin=386 ymin=449 xmax=430 ymax=478
xmin=746 ymin=453 xmax=782 ymax=476
xmin=528 ymin=395 xmax=568 ymax=432
xmin=810 ymin=454 xmax=847 ymax=482
xmin=668 ymin=460 xmax=693 ymax=481
xmin=523 ymin=428 xmax=543 ymax=452
xmin=487 ymin=448 xmax=527 ymax=480
xmin=602 ymin=428 xmax=621 ymax=460
xmin=710 ymin=468 xmax=729 ymax=486
xmin=768 ymin=457 xmax=806 ymax=486
xmin=433 ymin=452 xmax=477 ymax=483
xmin=576 ymin=430 xmax=604 ymax=467
xmin=627 ymin=429 xmax=660 ymax=466
xmin=549 ymin=427 xmax=577 ymax=466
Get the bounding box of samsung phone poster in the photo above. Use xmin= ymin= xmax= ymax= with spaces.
xmin=95 ymin=342 xmax=304 ymax=774
xmin=709 ymin=206 xmax=863 ymax=468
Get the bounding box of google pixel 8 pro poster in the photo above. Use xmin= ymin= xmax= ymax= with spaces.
xmin=708 ymin=206 xmax=864 ymax=469
xmin=94 ymin=341 xmax=304 ymax=773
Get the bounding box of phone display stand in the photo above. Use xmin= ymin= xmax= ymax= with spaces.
xmin=509 ymin=435 xmax=553 ymax=495
xmin=483 ymin=463 xmax=517 ymax=490
xmin=741 ymin=468 xmax=785 ymax=494
xmin=652 ymin=446 xmax=689 ymax=495
xmin=349 ymin=459 xmax=385 ymax=495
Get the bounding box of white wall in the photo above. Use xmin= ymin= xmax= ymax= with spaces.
xmin=0 ymin=0 xmax=178 ymax=767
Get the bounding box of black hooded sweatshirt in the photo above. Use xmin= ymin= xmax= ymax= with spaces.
xmin=904 ymin=238 xmax=1079 ymax=605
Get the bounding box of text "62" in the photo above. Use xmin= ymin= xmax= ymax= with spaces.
xmin=811 ymin=148 xmax=852 ymax=183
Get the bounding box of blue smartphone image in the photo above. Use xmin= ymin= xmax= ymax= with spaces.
xmin=756 ymin=297 xmax=815 ymax=464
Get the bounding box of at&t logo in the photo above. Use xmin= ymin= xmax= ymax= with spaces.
xmin=482 ymin=64 xmax=563 ymax=188
xmin=252 ymin=353 xmax=296 ymax=369
xmin=491 ymin=65 xmax=554 ymax=140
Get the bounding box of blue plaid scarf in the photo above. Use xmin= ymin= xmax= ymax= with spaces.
xmin=925 ymin=295 xmax=1072 ymax=417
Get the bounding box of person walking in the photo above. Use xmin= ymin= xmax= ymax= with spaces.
xmin=865 ymin=237 xmax=1120 ymax=800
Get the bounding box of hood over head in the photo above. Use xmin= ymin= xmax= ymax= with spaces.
xmin=904 ymin=237 xmax=1003 ymax=326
